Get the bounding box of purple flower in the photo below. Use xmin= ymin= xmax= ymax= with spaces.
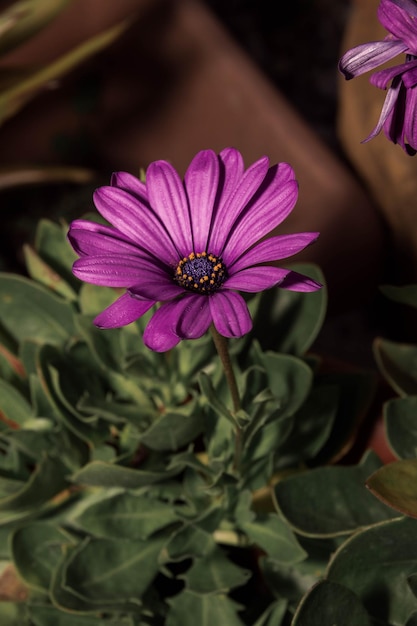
xmin=339 ymin=0 xmax=417 ymax=154
xmin=68 ymin=148 xmax=320 ymax=352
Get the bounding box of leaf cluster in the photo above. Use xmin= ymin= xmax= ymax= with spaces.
xmin=0 ymin=220 xmax=415 ymax=625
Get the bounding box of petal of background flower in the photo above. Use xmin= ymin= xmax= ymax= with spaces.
xmin=364 ymin=78 xmax=402 ymax=142
xmin=94 ymin=186 xmax=179 ymax=263
xmin=210 ymin=291 xmax=252 ymax=338
xmin=338 ymin=40 xmax=407 ymax=80
xmin=94 ymin=293 xmax=154 ymax=328
xmin=279 ymin=270 xmax=322 ymax=292
xmin=68 ymin=219 xmax=154 ymax=259
xmin=401 ymin=63 xmax=417 ymax=88
xmin=111 ymin=171 xmax=148 ymax=202
xmin=224 ymin=266 xmax=290 ymax=292
xmin=379 ymin=0 xmax=417 ymax=50
xmin=229 ymin=232 xmax=320 ymax=273
xmin=184 ymin=149 xmax=219 ymax=252
xmin=370 ymin=59 xmax=417 ymax=89
xmin=146 ymin=160 xmax=193 ymax=257
xmin=72 ymin=255 xmax=166 ymax=287
xmin=223 ymin=179 xmax=299 ymax=265
xmin=208 ymin=154 xmax=270 ymax=254
xmin=403 ymin=84 xmax=417 ymax=152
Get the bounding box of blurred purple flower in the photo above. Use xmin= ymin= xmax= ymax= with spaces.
xmin=68 ymin=148 xmax=320 ymax=352
xmin=339 ymin=0 xmax=417 ymax=154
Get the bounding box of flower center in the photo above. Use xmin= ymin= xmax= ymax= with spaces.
xmin=174 ymin=251 xmax=227 ymax=293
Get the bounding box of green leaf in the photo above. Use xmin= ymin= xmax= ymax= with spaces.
xmin=0 ymin=16 xmax=131 ymax=126
xmin=380 ymin=283 xmax=417 ymax=309
xmin=261 ymin=353 xmax=313 ymax=417
xmin=0 ymin=379 xmax=32 ymax=430
xmin=0 ymin=453 xmax=68 ymax=512
xmin=71 ymin=460 xmax=181 ymax=489
xmin=291 ymin=580 xmax=373 ymax=626
xmin=161 ymin=524 xmax=216 ymax=562
xmin=253 ymin=600 xmax=287 ymax=626
xmin=326 ymin=516 xmax=417 ymax=624
xmin=366 ymin=457 xmax=417 ymax=518
xmin=0 ymin=602 xmax=28 ymax=626
xmin=374 ymin=337 xmax=417 ymax=396
xmin=166 ymin=590 xmax=244 ymax=626
xmin=384 ymin=396 xmax=417 ymax=459
xmin=34 ymin=219 xmax=78 ymax=283
xmin=52 ymin=535 xmax=165 ymax=610
xmin=251 ymin=263 xmax=327 ymax=356
xmin=139 ymin=405 xmax=204 ymax=452
xmin=274 ymin=451 xmax=398 ymax=537
xmin=0 ymin=0 xmax=71 ymax=56
xmin=78 ymin=283 xmax=121 ymax=316
xmin=11 ymin=522 xmax=72 ymax=591
xmin=28 ymin=604 xmax=136 ymax=626
xmin=240 ymin=514 xmax=307 ymax=564
xmin=0 ymin=273 xmax=74 ymax=346
xmin=23 ymin=245 xmax=77 ymax=301
xmin=181 ymin=545 xmax=251 ymax=593
xmin=73 ymin=491 xmax=180 ymax=540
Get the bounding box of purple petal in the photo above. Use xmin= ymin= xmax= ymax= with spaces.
xmin=208 ymin=154 xmax=270 ymax=254
xmin=210 ymin=291 xmax=252 ymax=338
xmin=370 ymin=58 xmax=417 ymax=89
xmin=338 ymin=40 xmax=407 ymax=80
xmin=401 ymin=62 xmax=417 ymax=87
xmin=364 ymin=78 xmax=402 ymax=142
xmin=184 ymin=149 xmax=219 ymax=251
xmin=72 ymin=255 xmax=165 ymax=287
xmin=223 ymin=179 xmax=299 ymax=265
xmin=68 ymin=219 xmax=152 ymax=259
xmin=143 ymin=295 xmax=212 ymax=351
xmin=146 ymin=160 xmax=193 ymax=257
xmin=403 ymin=84 xmax=417 ymax=152
xmin=94 ymin=186 xmax=179 ymax=264
xmin=229 ymin=233 xmax=319 ymax=273
xmin=94 ymin=293 xmax=154 ymax=328
xmin=143 ymin=304 xmax=182 ymax=352
xmin=128 ymin=275 xmax=184 ymax=301
xmin=111 ymin=171 xmax=148 ymax=202
xmin=224 ymin=266 xmax=290 ymax=292
xmin=379 ymin=0 xmax=417 ymax=50
xmin=279 ymin=270 xmax=322 ymax=292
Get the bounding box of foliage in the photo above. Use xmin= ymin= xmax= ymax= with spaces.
xmin=0 ymin=218 xmax=414 ymax=625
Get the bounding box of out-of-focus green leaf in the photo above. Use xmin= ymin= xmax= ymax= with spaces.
xmin=240 ymin=514 xmax=307 ymax=564
xmin=253 ymin=600 xmax=287 ymax=626
xmin=0 ymin=601 xmax=29 ymax=626
xmin=23 ymin=245 xmax=77 ymax=301
xmin=274 ymin=451 xmax=397 ymax=537
xmin=366 ymin=457 xmax=417 ymax=518
xmin=384 ymin=396 xmax=417 ymax=459
xmin=0 ymin=273 xmax=74 ymax=346
xmin=0 ymin=165 xmax=94 ymax=190
xmin=326 ymin=516 xmax=417 ymax=624
xmin=251 ymin=263 xmax=327 ymax=356
xmin=139 ymin=405 xmax=204 ymax=452
xmin=28 ymin=604 xmax=136 ymax=626
xmin=380 ymin=284 xmax=417 ymax=309
xmin=0 ymin=378 xmax=32 ymax=429
xmin=291 ymin=580 xmax=373 ymax=626
xmin=0 ymin=16 xmax=132 ymax=125
xmin=0 ymin=0 xmax=71 ymax=56
xmin=374 ymin=337 xmax=417 ymax=396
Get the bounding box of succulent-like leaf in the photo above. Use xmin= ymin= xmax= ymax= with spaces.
xmin=366 ymin=457 xmax=417 ymax=518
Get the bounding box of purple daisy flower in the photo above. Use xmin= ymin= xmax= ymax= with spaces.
xmin=68 ymin=148 xmax=320 ymax=352
xmin=339 ymin=0 xmax=417 ymax=154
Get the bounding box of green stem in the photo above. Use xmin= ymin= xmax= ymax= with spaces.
xmin=210 ymin=325 xmax=243 ymax=472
